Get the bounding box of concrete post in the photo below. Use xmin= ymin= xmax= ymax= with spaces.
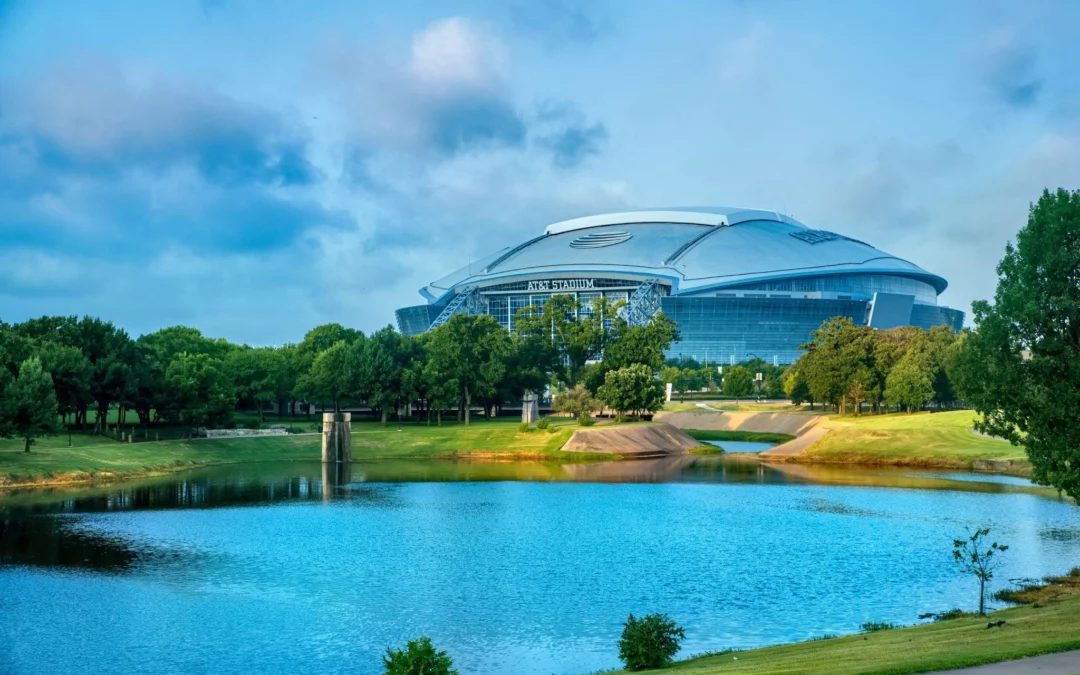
xmin=321 ymin=412 xmax=352 ymax=464
xmin=521 ymin=394 xmax=539 ymax=424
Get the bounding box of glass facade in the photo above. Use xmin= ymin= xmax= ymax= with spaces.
xmin=395 ymin=304 xmax=444 ymax=337
xmin=710 ymin=274 xmax=938 ymax=306
xmin=910 ymin=304 xmax=965 ymax=331
xmin=661 ymin=296 xmax=871 ymax=365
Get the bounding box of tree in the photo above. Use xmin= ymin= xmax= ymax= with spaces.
xmin=225 ymin=347 xmax=286 ymax=423
xmin=425 ymin=314 xmax=511 ymax=426
xmin=3 ymin=358 xmax=60 ymax=452
xmin=952 ymin=528 xmax=1008 ymax=615
xmin=296 ymin=340 xmax=354 ymax=414
xmin=158 ymin=353 xmax=235 ymax=434
xmin=617 ymin=613 xmax=686 ymax=671
xmin=382 ymin=637 xmax=458 ymax=675
xmin=356 ymin=327 xmax=409 ymax=425
xmin=722 ymin=365 xmax=753 ymax=403
xmin=883 ymin=355 xmax=934 ymax=413
xmin=959 ymin=189 xmax=1080 ymax=500
xmin=783 ymin=366 xmax=811 ymax=407
xmin=604 ymin=313 xmax=679 ymax=372
xmin=797 ymin=317 xmax=876 ymax=414
xmin=552 ymin=385 xmax=600 ymax=423
xmin=513 ymin=295 xmax=607 ymax=387
xmin=598 ymin=364 xmax=664 ymax=419
xmin=37 ymin=343 xmax=92 ymax=424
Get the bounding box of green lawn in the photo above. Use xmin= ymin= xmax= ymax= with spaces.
xmin=620 ymin=575 xmax=1080 ymax=675
xmin=684 ymin=429 xmax=797 ymax=444
xmin=0 ymin=417 xmax=601 ymax=487
xmin=803 ymin=411 xmax=1028 ymax=467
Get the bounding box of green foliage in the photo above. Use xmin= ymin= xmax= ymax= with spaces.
xmin=957 ymin=188 xmax=1080 ymax=501
xmin=296 ymin=340 xmax=354 ymax=413
xmin=722 ymin=365 xmax=754 ymax=402
xmin=577 ymin=412 xmax=596 ymax=426
xmin=518 ymin=422 xmax=532 ymax=432
xmin=513 ymin=294 xmax=611 ymax=387
xmin=1 ymin=358 xmax=61 ymax=452
xmin=604 ymin=312 xmax=679 ymax=373
xmin=617 ymin=612 xmax=686 ymax=671
xmin=953 ymin=528 xmax=1009 ymax=615
xmin=225 ymin=347 xmax=287 ymax=422
xmin=535 ymin=416 xmax=550 ymax=430
xmin=552 ymin=385 xmax=600 ymax=421
xmin=159 ymin=353 xmax=235 ymax=432
xmin=426 ymin=314 xmax=511 ymax=425
xmin=598 ymin=364 xmax=664 ymax=417
xmin=861 ymin=621 xmax=897 ymax=632
xmin=783 ymin=366 xmax=811 ymax=405
xmin=883 ymin=354 xmax=934 ymax=413
xmin=382 ymin=636 xmax=458 ymax=675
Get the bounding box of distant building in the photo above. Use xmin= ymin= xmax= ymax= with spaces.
xmin=396 ymin=207 xmax=963 ymax=364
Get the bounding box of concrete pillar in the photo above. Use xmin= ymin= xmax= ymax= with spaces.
xmin=321 ymin=412 xmax=352 ymax=464
xmin=521 ymin=394 xmax=539 ymax=424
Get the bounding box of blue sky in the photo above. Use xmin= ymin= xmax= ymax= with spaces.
xmin=2 ymin=0 xmax=1079 ymax=344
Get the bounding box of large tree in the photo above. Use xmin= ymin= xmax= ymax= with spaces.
xmin=722 ymin=365 xmax=754 ymax=403
xmin=513 ymin=295 xmax=607 ymax=387
xmin=3 ymin=358 xmax=60 ymax=452
xmin=225 ymin=347 xmax=287 ymax=423
xmin=158 ymin=353 xmax=235 ymax=434
xmin=959 ymin=188 xmax=1080 ymax=500
xmin=37 ymin=343 xmax=93 ymax=425
xmin=598 ymin=364 xmax=664 ymax=419
xmin=296 ymin=340 xmax=355 ymax=414
xmin=425 ymin=314 xmax=510 ymax=425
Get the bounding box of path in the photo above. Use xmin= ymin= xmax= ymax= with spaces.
xmin=928 ymin=650 xmax=1080 ymax=674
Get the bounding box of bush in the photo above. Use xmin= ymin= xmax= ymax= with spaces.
xmin=578 ymin=413 xmax=596 ymax=426
xmin=518 ymin=422 xmax=532 ymax=433
xmin=536 ymin=417 xmax=551 ymax=430
xmin=860 ymin=621 xmax=897 ymax=632
xmin=383 ymin=637 xmax=458 ymax=675
xmin=918 ymin=608 xmax=968 ymax=622
xmin=617 ymin=612 xmax=685 ymax=671
xmin=244 ymin=419 xmax=262 ymax=430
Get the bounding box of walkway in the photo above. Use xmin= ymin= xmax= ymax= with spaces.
xmin=930 ymin=650 xmax=1080 ymax=674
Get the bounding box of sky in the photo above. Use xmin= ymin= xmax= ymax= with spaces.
xmin=1 ymin=0 xmax=1079 ymax=345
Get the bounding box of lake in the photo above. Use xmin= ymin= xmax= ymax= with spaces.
xmin=2 ymin=458 xmax=1079 ymax=675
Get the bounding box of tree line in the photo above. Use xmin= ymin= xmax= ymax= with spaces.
xmin=782 ymin=318 xmax=965 ymax=415
xmin=0 ymin=295 xmax=678 ymax=449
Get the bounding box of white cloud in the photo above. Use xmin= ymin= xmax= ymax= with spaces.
xmin=408 ymin=17 xmax=508 ymax=94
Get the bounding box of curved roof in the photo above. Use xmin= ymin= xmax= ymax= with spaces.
xmin=422 ymin=208 xmax=947 ymax=303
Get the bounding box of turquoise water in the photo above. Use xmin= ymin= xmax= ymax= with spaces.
xmin=704 ymin=439 xmax=775 ymax=453
xmin=2 ymin=458 xmax=1078 ymax=675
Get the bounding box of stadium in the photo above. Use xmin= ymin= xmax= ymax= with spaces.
xmin=395 ymin=207 xmax=964 ymax=364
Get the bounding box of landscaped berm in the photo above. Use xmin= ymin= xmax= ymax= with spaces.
xmin=624 ymin=570 xmax=1080 ymax=675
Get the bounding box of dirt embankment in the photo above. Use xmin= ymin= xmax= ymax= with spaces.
xmin=561 ymin=423 xmax=703 ymax=457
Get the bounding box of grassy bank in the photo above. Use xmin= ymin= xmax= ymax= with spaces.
xmin=683 ymin=429 xmax=796 ymax=444
xmin=0 ymin=418 xmax=602 ymax=489
xmin=619 ymin=571 xmax=1080 ymax=675
xmin=800 ymin=411 xmax=1029 ymax=470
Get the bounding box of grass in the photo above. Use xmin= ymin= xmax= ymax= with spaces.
xmin=683 ymin=429 xmax=797 ymax=444
xmin=0 ymin=417 xmax=606 ymax=488
xmin=802 ymin=410 xmax=1029 ymax=469
xmin=615 ymin=575 xmax=1080 ymax=675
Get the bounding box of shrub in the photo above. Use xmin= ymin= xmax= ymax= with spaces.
xmin=536 ymin=417 xmax=551 ymax=430
xmin=617 ymin=612 xmax=685 ymax=671
xmin=860 ymin=621 xmax=897 ymax=632
xmin=383 ymin=637 xmax=458 ymax=675
xmin=578 ymin=413 xmax=596 ymax=426
xmin=244 ymin=419 xmax=262 ymax=430
xmin=918 ymin=608 xmax=968 ymax=622
xmin=518 ymin=422 xmax=532 ymax=433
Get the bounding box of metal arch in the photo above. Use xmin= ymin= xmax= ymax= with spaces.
xmin=428 ymin=287 xmax=487 ymax=330
xmin=617 ymin=279 xmax=664 ymax=327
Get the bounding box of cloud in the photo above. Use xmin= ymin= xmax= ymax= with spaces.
xmin=509 ymin=0 xmax=605 ymax=47
xmin=2 ymin=58 xmax=317 ymax=186
xmin=974 ymin=29 xmax=1043 ymax=109
xmin=534 ymin=101 xmax=608 ymax=168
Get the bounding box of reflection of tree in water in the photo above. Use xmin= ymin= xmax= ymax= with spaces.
xmin=0 ymin=516 xmax=140 ymax=571
xmin=0 ymin=467 xmax=396 ymax=572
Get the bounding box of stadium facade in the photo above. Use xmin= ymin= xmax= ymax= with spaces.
xmin=396 ymin=208 xmax=964 ymax=365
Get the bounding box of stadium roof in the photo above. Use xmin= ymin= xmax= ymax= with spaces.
xmin=421 ymin=208 xmax=947 ymax=303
